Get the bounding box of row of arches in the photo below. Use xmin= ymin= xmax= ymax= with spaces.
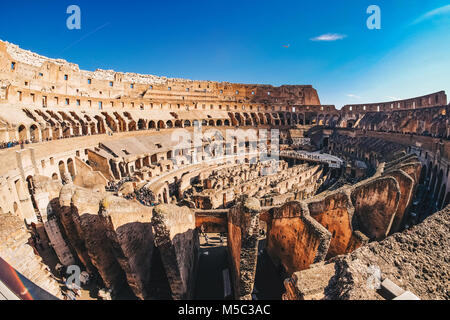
xmin=420 ymin=162 xmax=450 ymax=210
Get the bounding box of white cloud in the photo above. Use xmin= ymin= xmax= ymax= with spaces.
xmin=412 ymin=4 xmax=450 ymax=24
xmin=310 ymin=33 xmax=346 ymax=41
xmin=347 ymin=94 xmax=362 ymax=99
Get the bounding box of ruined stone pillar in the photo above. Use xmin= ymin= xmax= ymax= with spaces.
xmin=99 ymin=195 xmax=154 ymax=300
xmin=227 ymin=197 xmax=261 ymax=300
xmin=151 ymin=204 xmax=199 ymax=300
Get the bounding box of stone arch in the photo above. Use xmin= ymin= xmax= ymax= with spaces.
xmin=227 ymin=113 xmax=237 ymax=126
xmin=216 ymin=119 xmax=223 ymax=126
xmin=30 ymin=124 xmax=40 ymax=143
xmin=62 ymin=125 xmax=72 ymax=138
xmin=166 ymin=120 xmax=174 ymax=128
xmin=243 ymin=113 xmax=252 ymax=126
xmin=90 ymin=122 xmax=97 ymax=135
xmin=184 ymin=120 xmax=191 ymax=127
xmin=258 ymin=113 xmax=266 ymax=125
xmin=149 ymin=121 xmax=156 ymax=129
xmin=235 ymin=113 xmax=244 ymax=126
xmin=138 ymin=119 xmax=146 ymax=130
xmin=128 ymin=121 xmax=137 ymax=131
xmin=251 ymin=113 xmax=259 ymax=125
xmin=264 ymin=113 xmax=273 ymax=125
xmin=94 ymin=116 xmax=106 ymax=134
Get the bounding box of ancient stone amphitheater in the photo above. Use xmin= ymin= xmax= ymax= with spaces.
xmin=0 ymin=40 xmax=448 ymax=300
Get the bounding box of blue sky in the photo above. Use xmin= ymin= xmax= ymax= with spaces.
xmin=1 ymin=0 xmax=449 ymax=108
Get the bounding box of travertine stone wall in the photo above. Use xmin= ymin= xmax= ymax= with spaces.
xmin=227 ymin=197 xmax=262 ymax=300
xmin=65 ymin=186 xmax=128 ymax=292
xmin=100 ymin=195 xmax=154 ymax=300
xmin=151 ymin=204 xmax=199 ymax=300
xmin=283 ymin=205 xmax=450 ymax=300
xmin=266 ymin=201 xmax=331 ymax=274
xmin=0 ymin=213 xmax=62 ymax=298
xmin=265 ymin=152 xmax=422 ymax=276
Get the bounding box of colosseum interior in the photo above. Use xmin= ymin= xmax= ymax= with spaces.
xmin=0 ymin=39 xmax=448 ymax=301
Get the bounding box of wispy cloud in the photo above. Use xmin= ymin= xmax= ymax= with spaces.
xmin=412 ymin=4 xmax=450 ymax=24
xmin=347 ymin=94 xmax=362 ymax=99
xmin=59 ymin=22 xmax=111 ymax=54
xmin=386 ymin=96 xmax=398 ymax=101
xmin=310 ymin=33 xmax=346 ymax=42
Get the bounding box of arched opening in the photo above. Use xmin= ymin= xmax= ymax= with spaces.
xmin=90 ymin=123 xmax=97 ymax=135
xmin=208 ymin=120 xmax=215 ymax=126
xmin=95 ymin=117 xmax=106 ymax=134
xmin=158 ymin=120 xmax=166 ymax=129
xmin=433 ymin=169 xmax=443 ymax=201
xmin=235 ymin=113 xmax=243 ymax=126
xmin=175 ymin=120 xmax=183 ymax=128
xmin=18 ymin=125 xmax=27 ymax=142
xmin=149 ymin=121 xmax=156 ymax=129
xmin=216 ymin=120 xmax=223 ymax=126
xmin=30 ymin=125 xmax=40 ymax=143
xmin=258 ymin=113 xmax=265 ymax=125
xmin=67 ymin=158 xmax=76 ymax=179
xmin=437 ymin=185 xmax=446 ymax=209
xmin=419 ymin=165 xmax=427 ymax=185
xmin=429 ymin=165 xmax=438 ymax=194
xmin=52 ymin=173 xmax=59 ymax=180
xmin=58 ymin=161 xmax=66 ymax=181
xmin=128 ymin=121 xmax=137 ymax=131
xmin=243 ymin=113 xmax=252 ymax=126
xmin=184 ymin=120 xmax=191 ymax=127
xmin=138 ymin=119 xmax=146 ymax=130
xmin=166 ymin=120 xmax=173 ymax=128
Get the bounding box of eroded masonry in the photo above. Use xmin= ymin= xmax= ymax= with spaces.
xmin=0 ymin=40 xmax=448 ymax=300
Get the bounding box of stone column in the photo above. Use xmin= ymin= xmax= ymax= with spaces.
xmin=227 ymin=197 xmax=261 ymax=300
